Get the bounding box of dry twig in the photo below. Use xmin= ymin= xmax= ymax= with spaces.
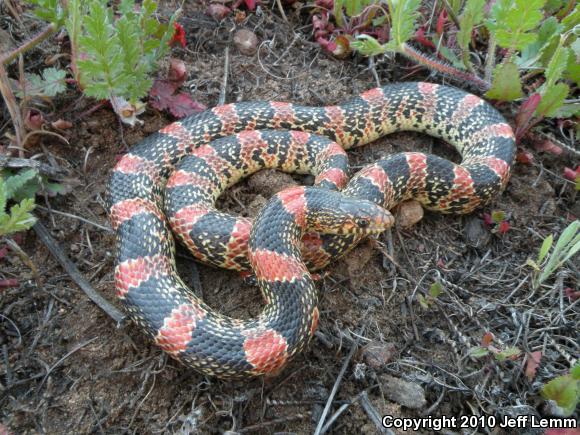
xmin=33 ymin=221 xmax=125 ymax=324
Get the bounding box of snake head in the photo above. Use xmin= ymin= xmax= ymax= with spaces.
xmin=306 ymin=188 xmax=394 ymax=236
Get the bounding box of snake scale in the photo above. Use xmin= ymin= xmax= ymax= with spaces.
xmin=108 ymin=82 xmax=515 ymax=378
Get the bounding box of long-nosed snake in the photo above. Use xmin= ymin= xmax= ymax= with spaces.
xmin=108 ymin=82 xmax=515 ymax=378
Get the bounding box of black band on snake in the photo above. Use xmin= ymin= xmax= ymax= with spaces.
xmin=108 ymin=82 xmax=515 ymax=378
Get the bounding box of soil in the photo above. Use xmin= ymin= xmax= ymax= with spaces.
xmin=1 ymin=2 xmax=578 ymax=435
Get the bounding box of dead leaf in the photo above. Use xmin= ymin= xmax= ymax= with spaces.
xmin=150 ymin=79 xmax=206 ymax=118
xmin=525 ymin=351 xmax=542 ymax=381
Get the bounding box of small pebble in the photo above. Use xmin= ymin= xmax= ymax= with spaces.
xmin=463 ymin=215 xmax=491 ymax=248
xmin=395 ymin=200 xmax=423 ymax=228
xmin=359 ymin=341 xmax=396 ymax=370
xmin=380 ymin=375 xmax=427 ymax=409
xmin=234 ymin=28 xmax=259 ymax=56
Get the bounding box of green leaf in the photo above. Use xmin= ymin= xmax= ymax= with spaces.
xmin=437 ymin=45 xmax=464 ymax=69
xmin=561 ymin=4 xmax=580 ymax=32
xmin=386 ymin=0 xmax=421 ymax=50
xmin=333 ymin=0 xmax=345 ymax=27
xmin=3 ymin=169 xmax=38 ymax=199
xmin=538 ymin=234 xmax=553 ymax=263
xmin=0 ymin=198 xmax=37 ymax=236
xmin=448 ymin=0 xmax=464 ymax=15
xmin=538 ymin=221 xmax=580 ymax=285
xmin=526 ymin=258 xmax=540 ymax=271
xmin=543 ymin=42 xmax=571 ymax=90
xmin=66 ymin=0 xmax=178 ymax=112
xmin=491 ymin=210 xmax=506 ymax=224
xmin=143 ymin=17 xmax=160 ymax=36
xmin=345 ymin=0 xmax=359 ymax=17
xmin=156 ymin=10 xmax=180 ymax=61
xmin=544 ymin=0 xmax=564 ymax=13
xmin=429 ymin=281 xmax=443 ymax=298
xmin=536 ymin=82 xmax=570 ymax=117
xmin=539 ymin=17 xmax=563 ymax=46
xmin=29 ymin=0 xmax=66 ymax=26
xmin=41 ymin=67 xmax=67 ymax=96
xmin=142 ymin=0 xmax=158 ymax=16
xmin=571 ymin=361 xmax=580 ymax=380
xmin=0 ymin=175 xmax=7 ymax=216
xmin=469 ymin=346 xmax=490 ymax=358
xmin=417 ymin=294 xmax=429 ymax=310
xmin=118 ymin=0 xmax=135 ymax=15
xmin=568 ymin=38 xmax=580 ymax=86
xmin=541 ymin=375 xmax=579 ymax=417
xmin=351 ymin=34 xmax=386 ymax=56
xmin=548 ymin=221 xmax=579 ymax=262
xmin=19 ymin=68 xmax=66 ymax=98
xmin=558 ymin=227 xmax=580 ymax=264
xmin=486 ymin=62 xmax=523 ymax=101
xmin=45 ymin=182 xmax=67 ymax=196
xmin=487 ymin=0 xmax=546 ymax=51
xmin=518 ymin=17 xmax=562 ymax=68
xmin=495 ymin=347 xmax=521 ymax=361
xmin=457 ymin=0 xmax=486 ymax=51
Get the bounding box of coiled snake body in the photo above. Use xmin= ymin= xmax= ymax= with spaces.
xmin=108 ymin=82 xmax=515 ymax=378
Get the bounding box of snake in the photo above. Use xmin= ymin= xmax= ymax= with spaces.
xmin=108 ymin=82 xmax=515 ymax=378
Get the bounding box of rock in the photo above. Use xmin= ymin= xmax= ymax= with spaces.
xmin=0 ymin=29 xmax=15 ymax=54
xmin=358 ymin=341 xmax=396 ymax=370
xmin=234 ymin=28 xmax=259 ymax=56
xmin=342 ymin=242 xmax=373 ymax=281
xmin=496 ymin=406 xmax=543 ymax=435
xmin=380 ymin=375 xmax=427 ymax=409
xmin=247 ymin=169 xmax=297 ymax=198
xmin=246 ymin=195 xmax=267 ymax=219
xmin=463 ymin=215 xmax=491 ymax=248
xmin=395 ymin=200 xmax=424 ymax=228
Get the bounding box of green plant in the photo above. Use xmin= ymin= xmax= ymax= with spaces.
xmin=468 ymin=332 xmax=522 ymax=361
xmin=347 ymin=0 xmax=578 ymax=141
xmin=483 ymin=210 xmax=511 ymax=235
xmin=74 ymin=0 xmax=177 ymax=106
xmin=417 ymin=281 xmax=443 ymax=309
xmin=350 ymin=0 xmax=490 ymax=88
xmin=0 ymin=171 xmax=38 ymax=237
xmin=24 ymin=0 xmax=179 ymax=124
xmin=541 ymin=361 xmax=580 ymax=417
xmin=527 ymin=220 xmax=580 ymax=289
xmin=350 ymin=0 xmax=419 ymax=55
xmin=486 ymin=1 xmax=579 ymax=139
xmin=312 ymin=0 xmax=390 ymax=56
xmin=17 ymin=67 xmax=68 ymax=99
xmin=0 ymin=168 xmax=65 ymax=237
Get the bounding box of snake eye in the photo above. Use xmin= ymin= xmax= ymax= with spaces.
xmin=356 ymin=218 xmax=370 ymax=228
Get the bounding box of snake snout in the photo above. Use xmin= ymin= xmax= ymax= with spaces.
xmin=337 ymin=198 xmax=394 ymax=235
xmin=367 ymin=208 xmax=395 ymax=234
xmin=354 ymin=204 xmax=394 ymax=235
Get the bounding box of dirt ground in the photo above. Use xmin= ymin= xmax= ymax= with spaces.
xmin=1 ymin=2 xmax=578 ymax=434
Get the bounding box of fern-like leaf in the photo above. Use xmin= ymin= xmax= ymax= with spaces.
xmin=543 ymin=39 xmax=571 ymax=90
xmin=0 ymin=198 xmax=37 ymax=236
xmin=536 ymin=82 xmax=570 ymax=117
xmin=457 ymin=0 xmax=486 ymax=51
xmin=385 ymin=0 xmax=421 ymax=52
xmin=27 ymin=0 xmax=66 ymax=26
xmin=487 ymin=0 xmax=546 ymax=51
xmin=0 ymin=176 xmax=7 ymax=216
xmin=3 ymin=169 xmax=38 ymax=199
xmin=78 ymin=0 xmax=125 ymax=99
